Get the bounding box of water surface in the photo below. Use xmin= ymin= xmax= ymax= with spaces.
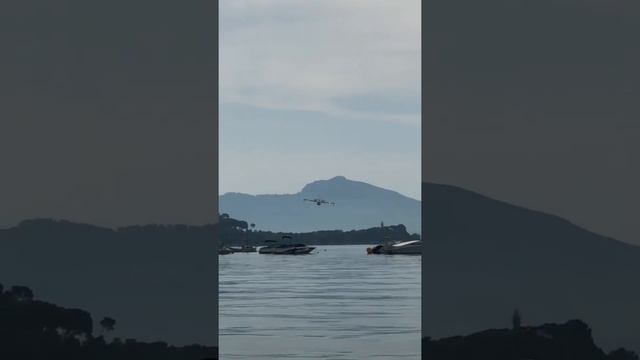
xmin=219 ymin=245 xmax=421 ymax=359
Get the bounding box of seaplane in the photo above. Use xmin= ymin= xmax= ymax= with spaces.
xmin=303 ymin=198 xmax=335 ymax=206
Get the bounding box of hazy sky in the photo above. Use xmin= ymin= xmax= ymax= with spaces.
xmin=0 ymin=1 xmax=217 ymax=228
xmin=423 ymin=0 xmax=640 ymax=244
xmin=219 ymin=0 xmax=421 ymax=199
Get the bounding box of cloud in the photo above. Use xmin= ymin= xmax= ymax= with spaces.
xmin=220 ymin=0 xmax=421 ymax=125
xmin=219 ymin=1 xmax=421 ymax=199
xmin=219 ymin=102 xmax=421 ymax=198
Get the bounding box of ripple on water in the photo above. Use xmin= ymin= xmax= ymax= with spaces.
xmin=219 ymin=245 xmax=421 ymax=359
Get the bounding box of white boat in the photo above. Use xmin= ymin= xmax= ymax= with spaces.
xmin=229 ymin=244 xmax=257 ymax=253
xmin=367 ymin=240 xmax=422 ymax=255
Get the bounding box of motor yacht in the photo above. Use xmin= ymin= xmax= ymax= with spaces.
xmin=229 ymin=236 xmax=257 ymax=253
xmin=229 ymin=244 xmax=257 ymax=253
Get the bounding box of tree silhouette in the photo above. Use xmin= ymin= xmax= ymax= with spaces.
xmin=423 ymin=319 xmax=639 ymax=360
xmin=250 ymin=223 xmax=255 ymax=231
xmin=100 ymin=317 xmax=116 ymax=333
xmin=609 ymin=348 xmax=640 ymax=360
xmin=10 ymin=285 xmax=34 ymax=301
xmin=240 ymin=221 xmax=248 ymax=230
xmin=512 ymin=308 xmax=521 ymax=330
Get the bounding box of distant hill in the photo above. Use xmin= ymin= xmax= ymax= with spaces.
xmin=423 ymin=182 xmax=640 ymax=354
xmin=423 ymin=319 xmax=638 ymax=360
xmin=219 ymin=176 xmax=421 ymax=234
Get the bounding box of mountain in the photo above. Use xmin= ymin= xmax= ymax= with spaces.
xmin=219 ymin=176 xmax=421 ymax=234
xmin=422 ymin=182 xmax=640 ymax=354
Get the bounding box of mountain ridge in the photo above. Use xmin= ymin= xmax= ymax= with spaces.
xmin=219 ymin=176 xmax=421 ymax=234
xmin=221 ymin=176 xmax=419 ymax=200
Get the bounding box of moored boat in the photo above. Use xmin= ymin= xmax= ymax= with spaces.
xmin=258 ymin=236 xmax=315 ymax=255
xmin=367 ymin=239 xmax=421 ymax=255
xmin=229 ymin=244 xmax=257 ymax=253
xmin=219 ymin=247 xmax=234 ymax=255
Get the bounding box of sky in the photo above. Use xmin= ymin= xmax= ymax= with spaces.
xmin=219 ymin=0 xmax=421 ymax=200
xmin=0 ymin=1 xmax=218 ymax=228
xmin=423 ymin=0 xmax=640 ymax=244
xmin=3 ymin=0 xmax=636 ymax=245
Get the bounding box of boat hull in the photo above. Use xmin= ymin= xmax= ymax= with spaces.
xmin=229 ymin=246 xmax=257 ymax=253
xmin=367 ymin=240 xmax=422 ymax=255
xmin=219 ymin=248 xmax=234 ymax=255
xmin=259 ymin=246 xmax=315 ymax=255
xmin=382 ymin=247 xmax=421 ymax=255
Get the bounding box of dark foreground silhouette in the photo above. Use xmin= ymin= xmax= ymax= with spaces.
xmin=423 ymin=182 xmax=640 ymax=353
xmin=0 ymin=218 xmax=217 ymax=346
xmin=0 ymin=283 xmax=217 ymax=360
xmin=423 ymin=320 xmax=638 ymax=360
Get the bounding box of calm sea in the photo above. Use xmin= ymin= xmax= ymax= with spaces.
xmin=219 ymin=244 xmax=421 ymax=359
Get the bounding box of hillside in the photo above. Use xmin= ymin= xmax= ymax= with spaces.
xmin=0 ymin=219 xmax=218 ymax=347
xmin=0 ymin=283 xmax=217 ymax=359
xmin=219 ymin=176 xmax=421 ymax=234
xmin=218 ymin=214 xmax=418 ymax=246
xmin=422 ymin=182 xmax=640 ymax=354
xmin=423 ymin=319 xmax=638 ymax=360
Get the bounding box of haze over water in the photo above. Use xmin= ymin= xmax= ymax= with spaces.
xmin=219 ymin=245 xmax=421 ymax=359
